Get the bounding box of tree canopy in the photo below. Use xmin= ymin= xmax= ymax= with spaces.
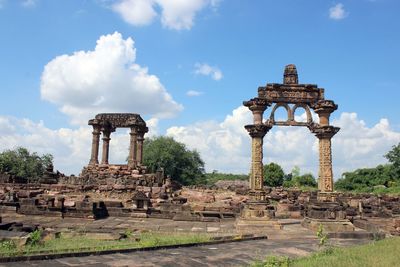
xmin=263 ymin=162 xmax=285 ymax=187
xmin=283 ymin=166 xmax=317 ymax=188
xmin=385 ymin=142 xmax=400 ymax=178
xmin=335 ymin=142 xmax=400 ymax=192
xmin=0 ymin=147 xmax=53 ymax=182
xmin=142 ymin=136 xmax=205 ymax=185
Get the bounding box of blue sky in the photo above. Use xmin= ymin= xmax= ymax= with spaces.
xmin=0 ymin=0 xmax=399 ymax=176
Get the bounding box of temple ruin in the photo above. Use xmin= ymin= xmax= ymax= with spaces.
xmin=79 ymin=113 xmax=164 ymax=187
xmin=244 ymin=64 xmax=339 ymax=198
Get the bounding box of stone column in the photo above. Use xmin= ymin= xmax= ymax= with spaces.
xmin=312 ymin=100 xmax=339 ymax=192
xmin=136 ymin=131 xmax=144 ymax=166
xmin=128 ymin=127 xmax=138 ymax=168
xmin=245 ymin=124 xmax=271 ymax=200
xmin=312 ymin=126 xmax=339 ymax=192
xmin=243 ymin=98 xmax=270 ymax=200
xmin=101 ymin=129 xmax=111 ymax=165
xmin=89 ymin=125 xmax=101 ymax=165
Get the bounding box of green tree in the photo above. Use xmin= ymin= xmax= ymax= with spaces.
xmin=142 ymin=136 xmax=205 ymax=185
xmin=283 ymin=166 xmax=317 ymax=188
xmin=263 ymin=162 xmax=285 ymax=187
xmin=385 ymin=142 xmax=400 ymax=179
xmin=0 ymin=147 xmax=53 ymax=182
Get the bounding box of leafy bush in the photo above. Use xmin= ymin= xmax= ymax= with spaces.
xmin=26 ymin=230 xmax=42 ymax=247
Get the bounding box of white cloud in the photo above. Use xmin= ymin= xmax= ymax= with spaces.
xmin=146 ymin=117 xmax=159 ymax=137
xmin=111 ymin=0 xmax=220 ymax=30
xmin=166 ymin=107 xmax=400 ymax=178
xmin=112 ymin=0 xmax=157 ymax=26
xmin=194 ymin=63 xmax=223 ymax=81
xmin=157 ymin=0 xmax=207 ymax=30
xmin=40 ymin=32 xmax=183 ymax=125
xmin=329 ymin=3 xmax=348 ymax=20
xmin=0 ymin=0 xmax=5 ymax=9
xmin=186 ymin=90 xmax=203 ymax=97
xmin=21 ymin=0 xmax=36 ymax=8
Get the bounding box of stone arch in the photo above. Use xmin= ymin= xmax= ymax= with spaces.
xmin=269 ymin=103 xmax=293 ymax=123
xmin=292 ymin=103 xmax=313 ymax=124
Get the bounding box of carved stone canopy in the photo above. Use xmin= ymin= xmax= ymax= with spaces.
xmin=89 ymin=113 xmax=148 ymax=133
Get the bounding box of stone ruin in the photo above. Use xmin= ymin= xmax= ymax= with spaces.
xmin=244 ymin=64 xmax=339 ymax=198
xmin=0 ymin=66 xmax=399 ymax=238
xmin=79 ymin=113 xmax=164 ymax=187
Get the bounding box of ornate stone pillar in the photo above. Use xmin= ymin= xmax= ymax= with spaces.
xmin=101 ymin=129 xmax=111 ymax=165
xmin=128 ymin=127 xmax=138 ymax=168
xmin=243 ymin=98 xmax=271 ymax=200
xmin=312 ymin=126 xmax=339 ymax=192
xmin=89 ymin=125 xmax=101 ymax=165
xmin=245 ymin=124 xmax=272 ymax=200
xmin=311 ymin=100 xmax=339 ymax=192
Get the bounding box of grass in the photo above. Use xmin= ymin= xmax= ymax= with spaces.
xmin=250 ymin=237 xmax=400 ymax=267
xmin=0 ymin=232 xmax=211 ymax=258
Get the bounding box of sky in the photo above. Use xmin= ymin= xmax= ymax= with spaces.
xmin=0 ymin=0 xmax=399 ymax=178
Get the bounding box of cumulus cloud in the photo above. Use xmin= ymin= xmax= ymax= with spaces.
xmin=194 ymin=63 xmax=223 ymax=81
xmin=186 ymin=90 xmax=203 ymax=97
xmin=329 ymin=3 xmax=348 ymax=20
xmin=112 ymin=0 xmax=157 ymax=26
xmin=40 ymin=32 xmax=183 ymax=125
xmin=166 ymin=107 xmax=400 ymax=178
xmin=111 ymin=0 xmax=220 ymax=30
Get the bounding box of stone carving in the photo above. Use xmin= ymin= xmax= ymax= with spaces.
xmin=245 ymin=124 xmax=271 ymax=138
xmin=283 ymin=64 xmax=299 ymax=84
xmin=244 ymin=64 xmax=340 ymax=194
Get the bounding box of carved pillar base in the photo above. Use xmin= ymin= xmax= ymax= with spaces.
xmin=235 ymin=200 xmax=282 ymax=233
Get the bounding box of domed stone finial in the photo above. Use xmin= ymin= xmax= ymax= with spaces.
xmin=283 ymin=64 xmax=298 ymax=85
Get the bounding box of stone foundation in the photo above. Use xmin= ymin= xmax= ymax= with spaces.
xmin=302 ymin=217 xmax=355 ymax=232
xmin=78 ymin=164 xmax=164 ymax=186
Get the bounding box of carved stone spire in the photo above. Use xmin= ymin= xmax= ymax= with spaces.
xmin=283 ymin=64 xmax=298 ymax=85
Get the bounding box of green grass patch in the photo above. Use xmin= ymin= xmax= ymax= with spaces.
xmin=250 ymin=237 xmax=400 ymax=267
xmin=0 ymin=232 xmax=211 ymax=258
